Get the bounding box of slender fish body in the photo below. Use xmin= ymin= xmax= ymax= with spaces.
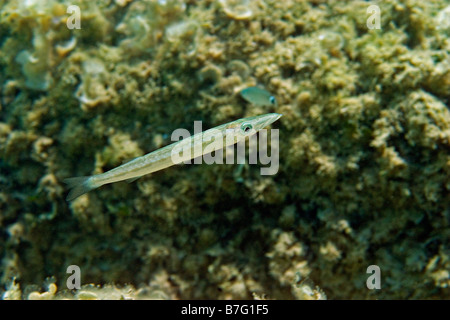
xmin=64 ymin=113 xmax=282 ymax=201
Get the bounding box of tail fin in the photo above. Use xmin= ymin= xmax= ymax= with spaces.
xmin=64 ymin=176 xmax=97 ymax=201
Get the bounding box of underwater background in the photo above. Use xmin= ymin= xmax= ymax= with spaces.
xmin=0 ymin=0 xmax=449 ymax=299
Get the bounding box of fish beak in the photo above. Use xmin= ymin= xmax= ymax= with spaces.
xmin=259 ymin=113 xmax=282 ymax=128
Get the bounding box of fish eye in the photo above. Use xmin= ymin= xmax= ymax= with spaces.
xmin=240 ymin=123 xmax=253 ymax=134
xmin=269 ymin=96 xmax=277 ymax=105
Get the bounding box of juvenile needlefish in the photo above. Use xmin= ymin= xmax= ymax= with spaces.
xmin=240 ymin=86 xmax=277 ymax=107
xmin=64 ymin=113 xmax=282 ymax=201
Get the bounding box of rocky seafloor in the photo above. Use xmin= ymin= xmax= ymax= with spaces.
xmin=0 ymin=0 xmax=449 ymax=299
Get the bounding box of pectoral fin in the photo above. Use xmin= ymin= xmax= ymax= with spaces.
xmin=125 ymin=176 xmax=141 ymax=183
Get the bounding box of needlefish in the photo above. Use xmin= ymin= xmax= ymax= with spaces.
xmin=64 ymin=113 xmax=282 ymax=201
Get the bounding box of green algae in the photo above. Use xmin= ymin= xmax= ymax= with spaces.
xmin=0 ymin=0 xmax=449 ymax=300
